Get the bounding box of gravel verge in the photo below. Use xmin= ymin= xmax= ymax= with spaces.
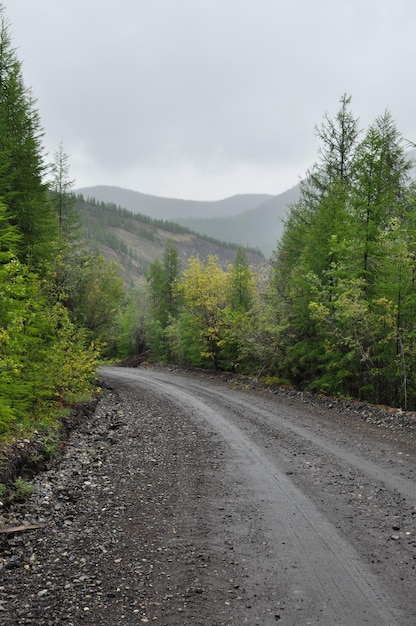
xmin=0 ymin=381 xmax=251 ymax=625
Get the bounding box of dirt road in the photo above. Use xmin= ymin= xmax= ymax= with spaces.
xmin=1 ymin=365 xmax=415 ymax=625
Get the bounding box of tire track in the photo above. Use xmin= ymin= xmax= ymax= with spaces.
xmin=103 ymin=367 xmax=413 ymax=625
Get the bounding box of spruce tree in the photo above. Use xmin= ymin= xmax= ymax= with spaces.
xmin=0 ymin=7 xmax=57 ymax=267
xmin=147 ymin=240 xmax=181 ymax=329
xmin=0 ymin=200 xmax=19 ymax=263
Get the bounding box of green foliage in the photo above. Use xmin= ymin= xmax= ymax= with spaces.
xmin=145 ymin=241 xmax=182 ymax=360
xmin=145 ymin=249 xmax=257 ymax=371
xmin=114 ymin=287 xmax=148 ymax=358
xmin=165 ymin=311 xmax=206 ymax=367
xmin=0 ymin=200 xmax=20 ymax=263
xmin=267 ymin=96 xmax=416 ymax=408
xmin=147 ymin=241 xmax=181 ymax=326
xmin=228 ymin=246 xmax=255 ymax=312
xmin=55 ymin=249 xmax=125 ymax=354
xmin=0 ymin=259 xmax=101 ymax=439
xmin=10 ymin=476 xmax=34 ymax=501
xmin=0 ymin=7 xmax=125 ymax=445
xmin=178 ymin=255 xmax=231 ymax=369
xmin=0 ymin=10 xmax=57 ymax=267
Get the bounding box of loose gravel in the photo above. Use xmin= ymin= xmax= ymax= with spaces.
xmin=0 ymin=366 xmax=415 ymax=625
xmin=0 ymin=380 xmax=255 ymax=625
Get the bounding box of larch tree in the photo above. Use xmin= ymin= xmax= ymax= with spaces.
xmin=145 ymin=240 xmax=182 ymax=360
xmin=49 ymin=140 xmax=80 ymax=243
xmin=270 ymin=95 xmax=360 ymax=386
xmin=349 ymin=111 xmax=412 ymax=291
xmin=346 ymin=111 xmax=416 ymax=406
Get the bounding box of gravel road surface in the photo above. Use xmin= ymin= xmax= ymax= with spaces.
xmin=1 ymin=365 xmax=415 ymax=625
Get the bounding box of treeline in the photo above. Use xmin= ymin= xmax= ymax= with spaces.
xmin=136 ymin=96 xmax=416 ymax=410
xmin=0 ymin=8 xmax=124 ymax=441
xmin=77 ymin=195 xmax=264 ymax=258
xmin=78 ymin=195 xmax=191 ymax=235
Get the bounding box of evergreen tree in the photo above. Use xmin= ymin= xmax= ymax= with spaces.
xmin=344 ymin=112 xmax=416 ymax=405
xmin=0 ymin=8 xmax=57 ymax=267
xmin=314 ymin=93 xmax=360 ymax=188
xmin=147 ymin=241 xmax=181 ymax=327
xmin=0 ymin=199 xmax=19 ymax=263
xmin=228 ymin=247 xmax=254 ymax=312
xmin=349 ymin=111 xmax=412 ymax=291
xmin=274 ymin=95 xmax=360 ymax=294
xmin=161 ymin=240 xmax=182 ymax=323
xmin=270 ymin=95 xmax=360 ymax=385
xmin=145 ymin=241 xmax=182 ymax=359
xmin=223 ymin=248 xmax=256 ymax=370
xmin=49 ymin=140 xmax=80 ymax=243
xmin=0 ymin=6 xmax=104 ymax=439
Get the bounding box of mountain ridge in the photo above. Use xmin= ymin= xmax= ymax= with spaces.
xmin=75 ymin=185 xmax=273 ymax=219
xmin=175 ymin=185 xmax=300 ymax=257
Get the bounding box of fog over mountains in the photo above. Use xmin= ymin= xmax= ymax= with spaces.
xmin=75 ymin=184 xmax=301 ymax=257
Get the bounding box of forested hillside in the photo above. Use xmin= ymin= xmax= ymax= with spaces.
xmin=76 ymin=184 xmax=299 ymax=257
xmin=76 ymin=195 xmax=265 ymax=286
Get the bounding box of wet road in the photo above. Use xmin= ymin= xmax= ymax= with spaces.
xmin=101 ymin=366 xmax=416 ymax=625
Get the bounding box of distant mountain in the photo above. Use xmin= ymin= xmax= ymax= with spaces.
xmin=175 ymin=185 xmax=300 ymax=258
xmin=75 ymin=185 xmax=272 ymax=220
xmin=75 ymin=184 xmax=301 ymax=257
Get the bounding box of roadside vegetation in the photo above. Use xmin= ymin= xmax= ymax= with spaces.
xmin=135 ymin=96 xmax=416 ymax=411
xmin=0 ymin=7 xmax=124 ymax=446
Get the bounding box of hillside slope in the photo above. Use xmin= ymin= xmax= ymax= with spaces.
xmin=75 ymin=184 xmax=300 ymax=257
xmin=76 ymin=196 xmax=266 ymax=286
xmin=176 ymin=185 xmax=300 ymax=257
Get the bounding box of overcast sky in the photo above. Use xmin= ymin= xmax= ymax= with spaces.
xmin=4 ymin=0 xmax=416 ymax=200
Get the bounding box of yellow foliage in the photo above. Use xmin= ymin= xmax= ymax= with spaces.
xmin=178 ymin=256 xmax=233 ymax=367
xmin=181 ymin=256 xmax=230 ymax=314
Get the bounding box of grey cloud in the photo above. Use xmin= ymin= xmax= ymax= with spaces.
xmin=5 ymin=0 xmax=416 ymax=199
